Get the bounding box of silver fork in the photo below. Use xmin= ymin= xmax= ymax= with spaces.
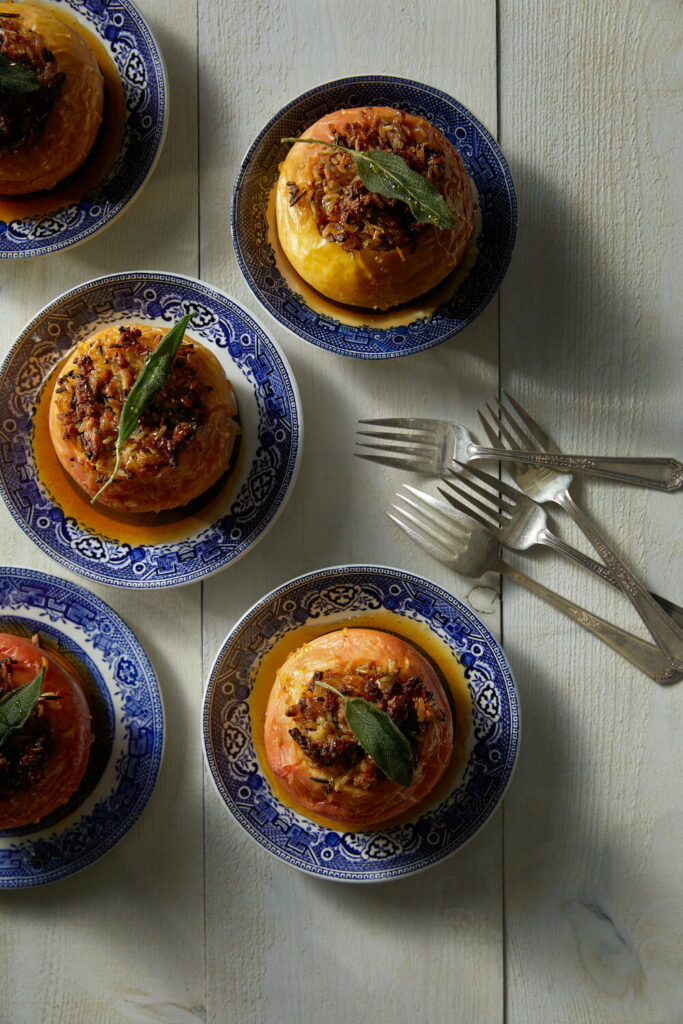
xmin=355 ymin=416 xmax=683 ymax=489
xmin=439 ymin=463 xmax=683 ymax=673
xmin=355 ymin=415 xmax=683 ymax=627
xmin=388 ymin=487 xmax=680 ymax=683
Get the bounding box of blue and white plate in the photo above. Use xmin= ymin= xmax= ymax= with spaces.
xmin=0 ymin=272 xmax=302 ymax=588
xmin=232 ymin=75 xmax=517 ymax=359
xmin=203 ymin=565 xmax=520 ymax=882
xmin=0 ymin=0 xmax=167 ymax=258
xmin=0 ymin=566 xmax=163 ymax=887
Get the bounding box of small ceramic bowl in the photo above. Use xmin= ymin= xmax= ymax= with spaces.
xmin=203 ymin=565 xmax=520 ymax=882
xmin=0 ymin=566 xmax=162 ymax=887
xmin=0 ymin=0 xmax=167 ymax=258
xmin=0 ymin=272 xmax=302 ymax=588
xmin=232 ymin=75 xmax=517 ymax=359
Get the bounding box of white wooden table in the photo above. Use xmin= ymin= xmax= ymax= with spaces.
xmin=2 ymin=2 xmax=681 ymax=1021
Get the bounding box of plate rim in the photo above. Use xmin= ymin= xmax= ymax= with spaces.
xmin=202 ymin=562 xmax=521 ymax=883
xmin=0 ymin=0 xmax=169 ymax=259
xmin=0 ymin=269 xmax=303 ymax=589
xmin=231 ymin=73 xmax=518 ymax=360
xmin=0 ymin=564 xmax=164 ymax=887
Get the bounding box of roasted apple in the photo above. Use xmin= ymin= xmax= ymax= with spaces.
xmin=0 ymin=633 xmax=92 ymax=830
xmin=0 ymin=2 xmax=104 ymax=194
xmin=264 ymin=628 xmax=453 ymax=826
xmin=49 ymin=323 xmax=239 ymax=514
xmin=275 ymin=105 xmax=474 ymax=310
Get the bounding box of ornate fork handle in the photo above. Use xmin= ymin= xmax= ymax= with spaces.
xmin=536 ymin=530 xmax=683 ymax=629
xmin=498 ymin=560 xmax=681 ymax=683
xmin=468 ymin=444 xmax=683 ymax=491
xmin=551 ymin=490 xmax=683 ymax=671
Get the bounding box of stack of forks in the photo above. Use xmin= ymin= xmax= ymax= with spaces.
xmin=354 ymin=392 xmax=683 ymax=682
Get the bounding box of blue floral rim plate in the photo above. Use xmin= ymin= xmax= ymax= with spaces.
xmin=231 ymin=75 xmax=517 ymax=359
xmin=0 ymin=566 xmax=163 ymax=887
xmin=0 ymin=272 xmax=302 ymax=588
xmin=0 ymin=0 xmax=167 ymax=258
xmin=202 ymin=565 xmax=520 ymax=883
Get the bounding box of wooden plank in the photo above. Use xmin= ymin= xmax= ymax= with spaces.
xmin=198 ymin=2 xmax=503 ymax=1022
xmin=498 ymin=1 xmax=683 ymax=1020
xmin=0 ymin=3 xmax=206 ymax=1022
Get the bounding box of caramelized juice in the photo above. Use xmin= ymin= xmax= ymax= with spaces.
xmin=249 ymin=609 xmax=472 ymax=831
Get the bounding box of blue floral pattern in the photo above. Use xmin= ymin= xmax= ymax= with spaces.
xmin=203 ymin=566 xmax=520 ymax=882
xmin=0 ymin=0 xmax=167 ymax=258
xmin=232 ymin=76 xmax=517 ymax=359
xmin=0 ymin=567 xmax=162 ymax=888
xmin=0 ymin=273 xmax=301 ymax=588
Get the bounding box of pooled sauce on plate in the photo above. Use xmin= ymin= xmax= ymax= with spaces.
xmin=0 ymin=4 xmax=125 ymax=220
xmin=31 ymin=357 xmax=243 ymax=546
xmin=250 ymin=608 xmax=472 ymax=831
xmin=265 ymin=183 xmax=478 ymax=330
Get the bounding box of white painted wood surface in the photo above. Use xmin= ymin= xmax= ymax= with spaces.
xmin=1 ymin=1 xmax=680 ymax=1022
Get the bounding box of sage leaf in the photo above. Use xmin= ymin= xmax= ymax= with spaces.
xmin=0 ymin=53 xmax=41 ymax=95
xmin=91 ymin=315 xmax=192 ymax=504
xmin=281 ymin=136 xmax=455 ymax=230
xmin=317 ymin=680 xmax=413 ymax=786
xmin=0 ymin=665 xmax=46 ymax=748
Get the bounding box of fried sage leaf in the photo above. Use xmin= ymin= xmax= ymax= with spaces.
xmin=0 ymin=53 xmax=41 ymax=95
xmin=0 ymin=665 xmax=45 ymax=748
xmin=91 ymin=314 xmax=192 ymax=504
xmin=281 ymin=136 xmax=455 ymax=230
xmin=317 ymin=681 xmax=413 ymax=786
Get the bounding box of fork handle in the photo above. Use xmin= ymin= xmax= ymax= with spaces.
xmin=535 ymin=531 xmax=683 ymax=629
xmin=468 ymin=445 xmax=683 ymax=491
xmin=553 ymin=490 xmax=683 ymax=671
xmin=496 ymin=559 xmax=681 ymax=683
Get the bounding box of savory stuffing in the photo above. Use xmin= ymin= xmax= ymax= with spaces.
xmin=290 ymin=110 xmax=448 ymax=252
xmin=0 ymin=11 xmax=64 ymax=152
xmin=285 ymin=661 xmax=445 ymax=795
xmin=54 ymin=326 xmax=212 ymax=487
xmin=0 ymin=652 xmax=56 ymax=798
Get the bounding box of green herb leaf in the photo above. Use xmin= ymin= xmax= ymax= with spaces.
xmin=0 ymin=665 xmax=46 ymax=748
xmin=281 ymin=136 xmax=455 ymax=230
xmin=317 ymin=681 xmax=414 ymax=786
xmin=0 ymin=53 xmax=42 ymax=95
xmin=91 ymin=315 xmax=192 ymax=504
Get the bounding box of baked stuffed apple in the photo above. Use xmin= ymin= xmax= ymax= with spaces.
xmin=264 ymin=628 xmax=453 ymax=826
xmin=0 ymin=633 xmax=92 ymax=830
xmin=0 ymin=2 xmax=104 ymax=194
xmin=275 ymin=105 xmax=474 ymax=310
xmin=49 ymin=323 xmax=239 ymax=514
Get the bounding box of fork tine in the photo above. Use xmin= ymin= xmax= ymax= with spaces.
xmin=436 ymin=487 xmax=497 ymax=532
xmin=495 ymin=398 xmax=537 ymax=451
xmin=483 ymin=402 xmax=522 ymax=451
xmin=439 ymin=476 xmax=507 ymax=523
xmin=387 ymin=509 xmax=454 ymax=563
xmin=452 ymin=461 xmax=523 ymax=501
xmin=357 ymin=417 xmax=439 ymax=434
xmin=477 ymin=407 xmax=501 ymax=447
xmin=356 ymin=429 xmax=437 ymax=449
xmin=501 ymin=391 xmax=553 ymax=450
xmin=355 ymin=439 xmax=435 ymax=459
xmin=400 ymin=486 xmax=471 ymax=538
xmin=354 ymin=450 xmax=435 ymax=473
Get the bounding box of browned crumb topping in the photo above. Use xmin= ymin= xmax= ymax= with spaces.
xmin=55 ymin=326 xmax=212 ymax=482
xmin=0 ymin=14 xmax=65 ymax=153
xmin=290 ymin=110 xmax=449 ymax=253
xmin=285 ymin=662 xmax=444 ymax=794
xmin=0 ymin=654 xmax=56 ymax=799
